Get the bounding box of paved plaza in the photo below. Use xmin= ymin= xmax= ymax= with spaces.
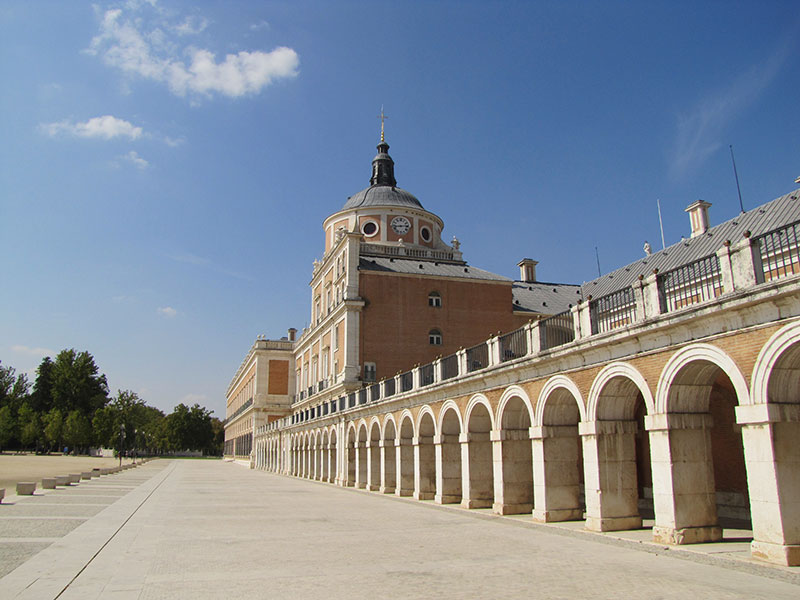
xmin=1 ymin=459 xmax=798 ymax=599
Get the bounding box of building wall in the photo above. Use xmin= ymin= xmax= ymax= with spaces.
xmin=359 ymin=271 xmax=530 ymax=380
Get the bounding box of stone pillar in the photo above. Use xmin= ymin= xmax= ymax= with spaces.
xmin=581 ymin=420 xmax=643 ymax=531
xmin=491 ymin=429 xmax=533 ymax=515
xmin=730 ymin=236 xmax=759 ymax=288
xmin=527 ymin=321 xmax=541 ymax=355
xmin=413 ymin=436 xmax=435 ymax=500
xmin=366 ymin=441 xmax=380 ymax=491
xmin=531 ymin=425 xmax=584 ymax=522
xmin=395 ymin=439 xmax=414 ymax=497
xmin=574 ymin=303 xmax=590 ymax=340
xmin=642 ymin=273 xmax=661 ymax=318
xmin=380 ymin=440 xmax=396 ymax=494
xmin=355 ymin=442 xmax=366 ymax=489
xmin=646 ymin=413 xmax=722 ymax=545
xmin=460 ymin=432 xmax=493 ymax=509
xmin=434 ymin=434 xmax=462 ymax=504
xmin=737 ymin=403 xmax=800 ymax=566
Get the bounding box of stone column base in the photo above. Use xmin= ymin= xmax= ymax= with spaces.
xmin=355 ymin=482 xmax=365 ymax=489
xmin=395 ymin=487 xmax=414 ymax=497
xmin=435 ymin=493 xmax=461 ymax=504
xmin=461 ymin=498 xmax=492 ymax=509
xmin=750 ymin=540 xmax=800 ymax=566
xmin=380 ymin=486 xmax=396 ymax=494
xmin=585 ymin=515 xmax=643 ymax=532
xmin=533 ymin=508 xmax=584 ymax=523
xmin=493 ymin=502 xmax=533 ymax=515
xmin=366 ymin=484 xmax=380 ymax=491
xmin=653 ymin=525 xmax=722 ymax=545
xmin=414 ymin=490 xmax=435 ymax=500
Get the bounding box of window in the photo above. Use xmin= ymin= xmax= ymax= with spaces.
xmin=361 ymin=221 xmax=378 ymax=237
xmin=428 ymin=291 xmax=442 ymax=307
xmin=364 ymin=362 xmax=376 ymax=382
xmin=420 ymin=226 xmax=432 ymax=242
xmin=334 ymin=324 xmax=340 ymax=350
xmin=429 ymin=329 xmax=443 ymax=345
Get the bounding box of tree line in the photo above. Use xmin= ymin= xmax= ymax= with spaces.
xmin=0 ymin=349 xmax=223 ymax=456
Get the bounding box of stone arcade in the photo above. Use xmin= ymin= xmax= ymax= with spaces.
xmin=228 ymin=133 xmax=800 ymax=567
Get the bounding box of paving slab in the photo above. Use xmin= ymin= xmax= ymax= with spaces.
xmin=2 ymin=459 xmax=799 ymax=599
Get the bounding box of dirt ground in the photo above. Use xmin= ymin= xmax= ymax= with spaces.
xmin=0 ymin=454 xmax=135 ymax=494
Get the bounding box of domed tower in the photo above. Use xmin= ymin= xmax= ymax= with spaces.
xmin=322 ymin=133 xmax=457 ymax=258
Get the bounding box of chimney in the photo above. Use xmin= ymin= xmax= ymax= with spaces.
xmin=287 ymin=328 xmax=297 ymax=342
xmin=517 ymin=258 xmax=538 ymax=283
xmin=685 ymin=200 xmax=712 ymax=238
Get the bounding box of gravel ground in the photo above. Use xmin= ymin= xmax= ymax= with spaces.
xmin=0 ymin=454 xmax=133 ymax=493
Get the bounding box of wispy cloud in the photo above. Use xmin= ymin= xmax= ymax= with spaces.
xmin=11 ymin=345 xmax=55 ymax=358
xmin=86 ymin=4 xmax=299 ymax=100
xmin=169 ymin=251 xmax=254 ymax=282
xmin=670 ymin=37 xmax=793 ymax=179
xmin=157 ymin=306 xmax=178 ymax=318
xmin=122 ymin=150 xmax=149 ymax=169
xmin=250 ymin=20 xmax=270 ymax=31
xmin=39 ymin=115 xmax=143 ymax=140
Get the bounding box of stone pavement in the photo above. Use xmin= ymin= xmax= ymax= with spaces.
xmin=1 ymin=459 xmax=798 ymax=599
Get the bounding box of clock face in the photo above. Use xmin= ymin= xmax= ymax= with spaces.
xmin=391 ymin=216 xmax=411 ymax=235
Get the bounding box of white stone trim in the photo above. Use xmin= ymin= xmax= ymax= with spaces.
xmin=586 ymin=362 xmax=655 ymax=421
xmin=750 ymin=319 xmax=800 ymax=405
xmin=496 ymin=385 xmax=534 ymax=428
xmin=464 ymin=394 xmax=496 ymax=431
xmin=437 ymin=400 xmax=465 ymax=435
xmin=415 ymin=405 xmax=437 ymax=436
xmin=655 ymin=343 xmax=750 ymax=413
xmin=534 ymin=375 xmax=586 ymax=427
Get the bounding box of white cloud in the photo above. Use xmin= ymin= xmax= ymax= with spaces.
xmin=122 ymin=150 xmax=149 ymax=169
xmin=157 ymin=306 xmax=177 ymax=318
xmin=250 ymin=20 xmax=270 ymax=31
xmin=39 ymin=115 xmax=143 ymax=140
xmin=87 ymin=4 xmax=299 ymax=99
xmin=670 ymin=38 xmax=792 ymax=179
xmin=11 ymin=345 xmax=55 ymax=358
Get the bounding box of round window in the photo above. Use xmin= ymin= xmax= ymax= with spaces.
xmin=420 ymin=226 xmax=432 ymax=242
xmin=361 ymin=221 xmax=378 ymax=237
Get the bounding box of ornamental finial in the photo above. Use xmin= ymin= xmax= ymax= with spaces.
xmin=378 ymin=105 xmax=388 ymax=143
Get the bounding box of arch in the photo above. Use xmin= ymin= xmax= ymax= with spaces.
xmin=415 ymin=405 xmax=437 ymax=435
xmin=656 ymin=343 xmax=749 ymax=413
xmin=436 ymin=400 xmax=464 ymax=435
xmin=398 ymin=410 xmax=416 ymax=439
xmin=464 ymin=394 xmax=496 ymax=431
xmin=497 ymin=385 xmax=534 ymax=430
xmin=750 ymin=320 xmax=800 ymax=405
xmin=535 ymin=375 xmax=586 ymax=426
xmin=382 ymin=413 xmax=399 ymax=443
xmin=587 ymin=362 xmax=654 ymax=421
xmin=382 ymin=417 xmax=398 ymax=494
xmin=396 ymin=410 xmax=416 ymax=496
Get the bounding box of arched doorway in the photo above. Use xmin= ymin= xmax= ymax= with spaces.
xmin=415 ymin=411 xmax=436 ymax=500
xmin=495 ymin=393 xmax=533 ymax=515
xmin=397 ymin=415 xmax=415 ymax=497
xmin=436 ymin=404 xmax=462 ymax=504
xmin=463 ymin=399 xmax=494 ymax=509
xmin=368 ymin=421 xmax=381 ymax=491
xmin=382 ymin=418 xmax=397 ymax=494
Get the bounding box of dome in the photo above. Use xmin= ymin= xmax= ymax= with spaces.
xmin=342 ymin=185 xmax=424 ymax=210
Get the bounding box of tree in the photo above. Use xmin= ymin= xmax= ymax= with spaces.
xmin=165 ymin=403 xmax=214 ymax=453
xmin=43 ymin=408 xmax=64 ymax=452
xmin=50 ymin=349 xmax=109 ymax=416
xmin=29 ymin=357 xmax=55 ymax=413
xmin=0 ymin=361 xmax=30 ymax=407
xmin=63 ymin=410 xmax=92 ymax=453
xmin=0 ymin=405 xmax=16 ymax=451
xmin=17 ymin=403 xmax=41 ymax=450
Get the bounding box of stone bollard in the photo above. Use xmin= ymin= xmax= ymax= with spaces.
xmin=17 ymin=482 xmax=36 ymax=495
xmin=0 ymin=488 xmax=4 ymax=503
xmin=55 ymin=475 xmax=70 ymax=486
xmin=68 ymin=473 xmax=81 ymax=484
xmin=42 ymin=478 xmax=57 ymax=489
xmin=81 ymin=472 xmax=92 ymax=480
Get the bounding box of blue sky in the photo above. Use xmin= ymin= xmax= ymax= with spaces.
xmin=2 ymin=1 xmax=799 ymax=418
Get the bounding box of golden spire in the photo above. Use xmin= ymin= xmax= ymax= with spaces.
xmin=378 ymin=105 xmax=388 ymax=143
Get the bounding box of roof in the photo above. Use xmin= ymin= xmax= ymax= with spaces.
xmin=583 ymin=188 xmax=800 ymax=298
xmin=512 ymin=281 xmax=582 ymax=315
xmin=359 ymin=256 xmax=511 ymax=282
xmin=343 ymin=185 xmax=424 ymax=210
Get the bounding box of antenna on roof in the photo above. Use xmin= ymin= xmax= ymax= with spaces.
xmin=729 ymin=145 xmax=745 ymax=213
xmin=657 ymin=198 xmax=666 ymax=250
xmin=594 ymin=246 xmax=602 ymax=277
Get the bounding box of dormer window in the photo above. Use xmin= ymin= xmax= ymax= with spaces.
xmin=428 ymin=291 xmax=442 ymax=307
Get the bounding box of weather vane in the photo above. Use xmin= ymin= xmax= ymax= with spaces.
xmin=378 ymin=105 xmax=388 ymax=142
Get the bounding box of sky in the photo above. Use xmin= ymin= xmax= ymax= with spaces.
xmin=2 ymin=1 xmax=799 ymax=419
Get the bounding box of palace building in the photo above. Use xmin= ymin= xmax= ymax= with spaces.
xmin=225 ymin=128 xmax=800 ymax=567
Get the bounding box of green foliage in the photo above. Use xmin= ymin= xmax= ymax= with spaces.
xmin=165 ymin=403 xmax=215 ymax=453
xmin=17 ymin=403 xmax=42 ymax=449
xmin=0 ymin=361 xmax=30 ymax=408
xmin=43 ymin=408 xmax=64 ymax=451
xmin=29 ymin=357 xmax=55 ymax=413
xmin=63 ymin=410 xmax=92 ymax=451
xmin=51 ymin=349 xmax=109 ymax=415
xmin=0 ymin=405 xmax=16 ymax=450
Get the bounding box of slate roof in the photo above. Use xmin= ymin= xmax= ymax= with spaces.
xmin=343 ymin=185 xmax=424 ymax=210
xmin=512 ymin=281 xmax=583 ymax=315
xmin=582 ymin=188 xmax=800 ymax=298
xmin=359 ymin=256 xmax=511 ymax=282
